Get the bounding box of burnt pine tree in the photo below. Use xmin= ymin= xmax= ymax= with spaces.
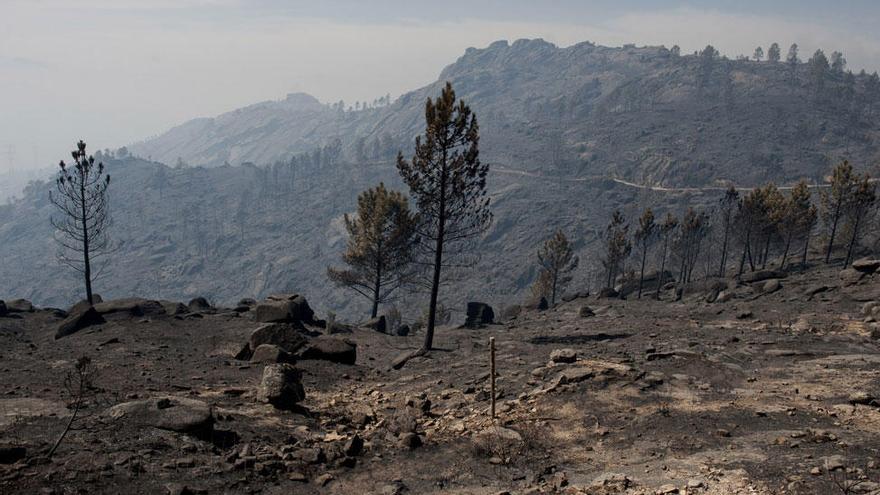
xmin=536 ymin=229 xmax=579 ymax=306
xmin=397 ymin=82 xmax=491 ymax=353
xmin=779 ymin=181 xmax=816 ymax=268
xmin=602 ymin=211 xmax=631 ymax=289
xmin=821 ymin=160 xmax=856 ymax=263
xmin=50 ymin=140 xmax=111 ymax=305
xmin=716 ymin=186 xmax=739 ymax=276
xmin=327 ymin=183 xmax=418 ymax=319
xmin=842 ymin=174 xmax=876 ymax=267
xmin=655 ymin=213 xmax=678 ymax=299
xmin=634 ymin=208 xmax=657 ymax=299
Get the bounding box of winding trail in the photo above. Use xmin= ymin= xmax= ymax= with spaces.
xmin=491 ymin=165 xmax=834 ymax=193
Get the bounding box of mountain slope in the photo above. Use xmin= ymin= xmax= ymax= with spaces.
xmin=3 ymin=39 xmax=880 ymax=314
xmin=132 ymin=39 xmax=880 ymax=187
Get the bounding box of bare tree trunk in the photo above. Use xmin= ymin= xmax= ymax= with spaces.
xmin=780 ymin=233 xmax=792 ymax=269
xmin=825 ymin=203 xmax=841 ymax=263
xmin=637 ymin=246 xmax=647 ymax=299
xmin=761 ymin=236 xmax=770 ymax=270
xmin=423 ymin=163 xmax=447 ymax=352
xmin=718 ymin=223 xmax=730 ymax=277
xmin=79 ymin=179 xmax=93 ymax=305
xmin=656 ymin=235 xmax=668 ymax=299
xmin=844 ymin=213 xmax=862 ymax=268
xmin=801 ymin=231 xmax=810 ymax=268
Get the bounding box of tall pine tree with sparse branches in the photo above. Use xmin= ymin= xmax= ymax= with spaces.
xmin=397 ymin=82 xmax=491 ymax=354
xmin=50 ymin=140 xmax=112 ymax=305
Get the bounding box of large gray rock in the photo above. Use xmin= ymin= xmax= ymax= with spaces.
xmin=464 ymin=302 xmax=494 ymax=328
xmin=249 ymin=323 xmax=308 ymax=354
xmin=254 ymin=294 xmax=314 ymax=324
xmin=160 ymin=300 xmax=188 ymax=316
xmin=55 ymin=306 xmax=106 ymax=339
xmin=5 ymin=299 xmax=34 ymax=313
xmin=763 ymin=279 xmax=781 ymax=293
xmin=107 ymin=397 xmax=213 ymax=435
xmin=250 ymin=344 xmax=293 ymax=364
xmin=852 ymin=258 xmax=880 ymax=273
xmin=299 ymin=337 xmax=357 ymax=365
xmin=257 ymin=364 xmax=305 ymax=409
xmin=187 ymin=297 xmax=213 ymax=312
xmin=93 ymin=298 xmax=166 ymax=317
xmin=715 ymin=290 xmax=733 ymax=303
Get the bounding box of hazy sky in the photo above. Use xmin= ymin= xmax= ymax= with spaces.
xmin=3 ymin=0 xmax=880 ymax=170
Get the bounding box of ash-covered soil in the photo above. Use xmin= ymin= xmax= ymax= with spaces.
xmin=2 ymin=264 xmax=880 ymax=494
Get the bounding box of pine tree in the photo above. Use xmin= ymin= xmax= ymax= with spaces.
xmin=821 ymin=161 xmax=856 ymax=263
xmin=753 ymin=46 xmax=764 ymax=61
xmin=778 ymin=181 xmax=816 ymax=268
xmin=767 ymin=43 xmax=781 ymax=63
xmin=327 ymin=183 xmax=418 ymax=318
xmin=809 ymin=49 xmax=829 ymax=99
xmin=601 ymin=211 xmax=631 ymax=289
xmin=49 ymin=140 xmax=112 ymax=305
xmin=843 ymin=174 xmax=876 ymax=267
xmin=634 ymin=208 xmax=657 ymax=298
xmin=655 ymin=213 xmax=678 ymax=299
xmin=830 ymin=51 xmax=847 ymax=73
xmin=536 ymin=229 xmax=579 ymax=306
xmin=716 ymin=186 xmax=740 ymax=276
xmin=397 ymin=82 xmax=491 ymax=353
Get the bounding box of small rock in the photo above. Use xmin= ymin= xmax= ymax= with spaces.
xmin=344 ymin=434 xmax=364 ymax=457
xmin=397 ymin=432 xmax=422 ymax=450
xmin=550 ymin=348 xmax=577 ymax=363
xmin=579 ymin=305 xmax=595 ymax=317
xmin=257 ymin=364 xmax=305 ymax=410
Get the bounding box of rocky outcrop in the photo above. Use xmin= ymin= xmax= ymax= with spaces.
xmin=299 ymin=337 xmax=357 ymax=365
xmin=464 ymin=302 xmax=495 ymax=328
xmin=107 ymin=397 xmax=214 ymax=435
xmin=254 ymin=294 xmax=315 ymax=324
xmin=93 ymin=298 xmax=166 ymax=317
xmin=852 ymin=258 xmax=880 ymax=273
xmin=257 ymin=364 xmax=305 ymax=409
xmin=249 ymin=323 xmax=308 ymax=354
xmin=5 ymin=299 xmax=34 ymax=313
xmin=250 ymin=344 xmax=293 ymax=364
xmin=187 ymin=297 xmax=213 ymax=312
xmin=55 ymin=306 xmax=106 ymax=339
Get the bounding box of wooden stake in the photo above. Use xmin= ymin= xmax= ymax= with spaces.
xmin=489 ymin=336 xmax=496 ymax=420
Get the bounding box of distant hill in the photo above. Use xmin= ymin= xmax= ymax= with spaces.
xmin=132 ymin=39 xmax=880 ymax=187
xmin=3 ymin=39 xmax=880 ymax=315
